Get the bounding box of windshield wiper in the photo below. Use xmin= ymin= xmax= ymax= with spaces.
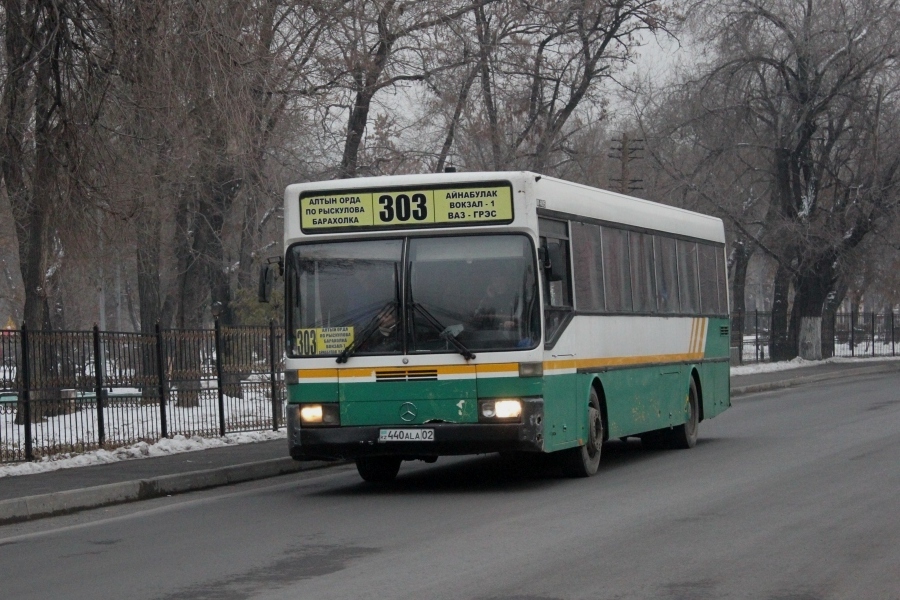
xmin=410 ymin=302 xmax=476 ymax=361
xmin=336 ymin=300 xmax=397 ymax=364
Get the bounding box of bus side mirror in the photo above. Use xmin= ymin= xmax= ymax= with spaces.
xmin=546 ymin=244 xmax=564 ymax=281
xmin=538 ymin=246 xmax=551 ymax=270
xmin=258 ymin=257 xmax=283 ymax=303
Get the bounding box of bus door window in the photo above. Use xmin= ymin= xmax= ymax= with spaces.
xmin=538 ymin=218 xmax=573 ymax=343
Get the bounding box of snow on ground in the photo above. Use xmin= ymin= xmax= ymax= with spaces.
xmin=2 ymin=355 xmax=899 ymax=478
xmin=730 ymin=355 xmax=900 ymax=376
xmin=0 ymin=429 xmax=285 ymax=478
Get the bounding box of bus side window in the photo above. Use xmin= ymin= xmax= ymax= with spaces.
xmin=539 ymin=218 xmax=574 ymax=344
xmin=544 ymin=238 xmax=571 ymax=307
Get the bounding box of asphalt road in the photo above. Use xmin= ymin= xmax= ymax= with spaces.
xmin=1 ymin=372 xmax=898 ymax=600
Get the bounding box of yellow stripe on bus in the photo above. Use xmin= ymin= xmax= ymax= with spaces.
xmin=297 ymin=363 xmax=518 ymax=380
xmin=296 ymin=351 xmax=710 ymax=382
xmin=545 ymin=352 xmax=704 ymax=372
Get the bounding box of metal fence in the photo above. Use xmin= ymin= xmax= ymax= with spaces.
xmin=0 ymin=322 xmax=285 ymax=464
xmin=735 ymin=311 xmax=899 ymax=363
xmin=4 ymin=312 xmax=898 ymax=463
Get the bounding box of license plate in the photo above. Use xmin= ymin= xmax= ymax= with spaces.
xmin=378 ymin=428 xmax=435 ymax=442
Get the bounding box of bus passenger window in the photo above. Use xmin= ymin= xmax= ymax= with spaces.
xmin=654 ymin=235 xmax=680 ymax=313
xmin=677 ymin=240 xmax=700 ymax=314
xmin=716 ymin=249 xmax=729 ymax=315
xmin=572 ymin=222 xmax=605 ymax=311
xmin=630 ymin=231 xmax=656 ymax=313
xmin=698 ymin=243 xmax=720 ymax=315
xmin=601 ymin=226 xmax=632 ymax=312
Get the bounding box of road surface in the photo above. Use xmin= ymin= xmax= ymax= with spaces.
xmin=1 ymin=372 xmax=898 ymax=600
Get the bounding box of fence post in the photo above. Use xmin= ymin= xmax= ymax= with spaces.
xmin=871 ymin=312 xmax=876 ymax=357
xmin=892 ymin=311 xmax=896 ymax=357
xmin=21 ymin=324 xmax=33 ymax=462
xmin=155 ymin=324 xmax=168 ymax=439
xmin=214 ymin=318 xmax=226 ymax=437
xmin=92 ymin=325 xmax=106 ymax=448
xmin=755 ymin=310 xmax=760 ymax=362
xmin=850 ymin=311 xmax=855 ymax=357
xmin=269 ymin=320 xmax=279 ymax=431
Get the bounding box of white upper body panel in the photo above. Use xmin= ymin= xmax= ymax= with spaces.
xmin=284 ymin=171 xmax=725 ymax=244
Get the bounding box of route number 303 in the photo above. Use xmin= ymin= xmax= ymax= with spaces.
xmin=377 ymin=193 xmax=428 ymax=223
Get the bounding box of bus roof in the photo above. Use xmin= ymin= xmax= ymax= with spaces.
xmin=285 ymin=171 xmax=725 ymax=244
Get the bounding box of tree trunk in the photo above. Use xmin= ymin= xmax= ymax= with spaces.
xmin=728 ymin=240 xmax=753 ymax=361
xmin=436 ymin=65 xmax=478 ymax=173
xmin=788 ymin=255 xmax=837 ymax=361
xmin=475 ymin=5 xmax=503 ymax=170
xmin=137 ymin=215 xmax=162 ymax=404
xmin=340 ymin=86 xmax=374 ymax=178
xmin=799 ymin=317 xmax=822 ymax=360
xmin=769 ymin=263 xmax=793 ymax=361
xmin=820 ymin=281 xmax=847 ymax=359
xmin=7 ymin=7 xmax=70 ymax=422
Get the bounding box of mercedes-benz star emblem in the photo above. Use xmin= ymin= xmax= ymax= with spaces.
xmin=399 ymin=402 xmax=417 ymax=422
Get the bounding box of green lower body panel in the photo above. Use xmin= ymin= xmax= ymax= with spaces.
xmin=287 ymin=399 xmax=545 ymax=460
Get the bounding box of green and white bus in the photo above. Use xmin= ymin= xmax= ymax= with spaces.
xmin=263 ymin=171 xmax=731 ymax=482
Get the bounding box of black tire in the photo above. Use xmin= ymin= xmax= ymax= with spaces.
xmin=558 ymin=387 xmax=603 ymax=477
xmin=642 ymin=377 xmax=699 ymax=450
xmin=667 ymin=377 xmax=699 ymax=449
xmin=355 ymin=456 xmax=402 ymax=483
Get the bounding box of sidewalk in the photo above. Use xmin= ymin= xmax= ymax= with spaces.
xmin=2 ymin=359 xmax=899 ymax=525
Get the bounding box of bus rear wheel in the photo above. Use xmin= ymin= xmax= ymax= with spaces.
xmin=355 ymin=456 xmax=402 ymax=483
xmin=668 ymin=377 xmax=699 ymax=449
xmin=558 ymin=388 xmax=603 ymax=477
xmin=641 ymin=377 xmax=699 ymax=450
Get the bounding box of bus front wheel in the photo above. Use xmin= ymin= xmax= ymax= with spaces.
xmin=355 ymin=456 xmax=402 ymax=483
xmin=558 ymin=388 xmax=603 ymax=477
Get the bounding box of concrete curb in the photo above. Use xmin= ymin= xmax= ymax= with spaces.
xmin=0 ymin=457 xmax=330 ymax=526
xmin=730 ymin=362 xmax=900 ymax=397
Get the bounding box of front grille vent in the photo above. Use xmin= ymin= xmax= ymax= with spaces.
xmin=375 ymin=369 xmax=438 ymax=382
xmin=720 ymin=326 xmax=729 ymax=337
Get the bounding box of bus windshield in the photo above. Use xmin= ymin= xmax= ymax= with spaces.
xmin=286 ymin=234 xmax=539 ymax=358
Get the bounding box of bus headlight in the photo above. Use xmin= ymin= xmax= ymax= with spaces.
xmin=479 ymin=399 xmax=522 ymax=422
xmin=299 ymin=403 xmax=340 ymax=426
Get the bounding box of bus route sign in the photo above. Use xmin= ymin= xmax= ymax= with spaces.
xmin=299 ymin=184 xmax=514 ymax=231
xmin=294 ymin=327 xmax=354 ymax=355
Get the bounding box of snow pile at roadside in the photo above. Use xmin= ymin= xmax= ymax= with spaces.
xmin=0 ymin=429 xmax=286 ymax=478
xmin=730 ymin=355 xmax=900 ymax=377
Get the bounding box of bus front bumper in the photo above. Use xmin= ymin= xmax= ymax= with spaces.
xmin=287 ymin=399 xmax=544 ymax=461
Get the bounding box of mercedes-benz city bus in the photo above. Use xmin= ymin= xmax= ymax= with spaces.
xmin=260 ymin=172 xmax=731 ymax=482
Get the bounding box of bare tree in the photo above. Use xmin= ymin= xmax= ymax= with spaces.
xmin=1 ymin=0 xmax=119 ymax=420
xmin=671 ymin=0 xmax=900 ymax=360
xmin=317 ymin=0 xmax=491 ymax=178
xmin=458 ymin=0 xmax=670 ymax=173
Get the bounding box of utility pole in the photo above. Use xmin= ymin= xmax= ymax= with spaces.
xmin=608 ymin=133 xmax=644 ymax=194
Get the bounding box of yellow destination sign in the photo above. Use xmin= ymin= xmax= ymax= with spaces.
xmin=300 ymin=185 xmax=513 ymax=231
xmin=295 ymin=327 xmax=354 ymax=355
